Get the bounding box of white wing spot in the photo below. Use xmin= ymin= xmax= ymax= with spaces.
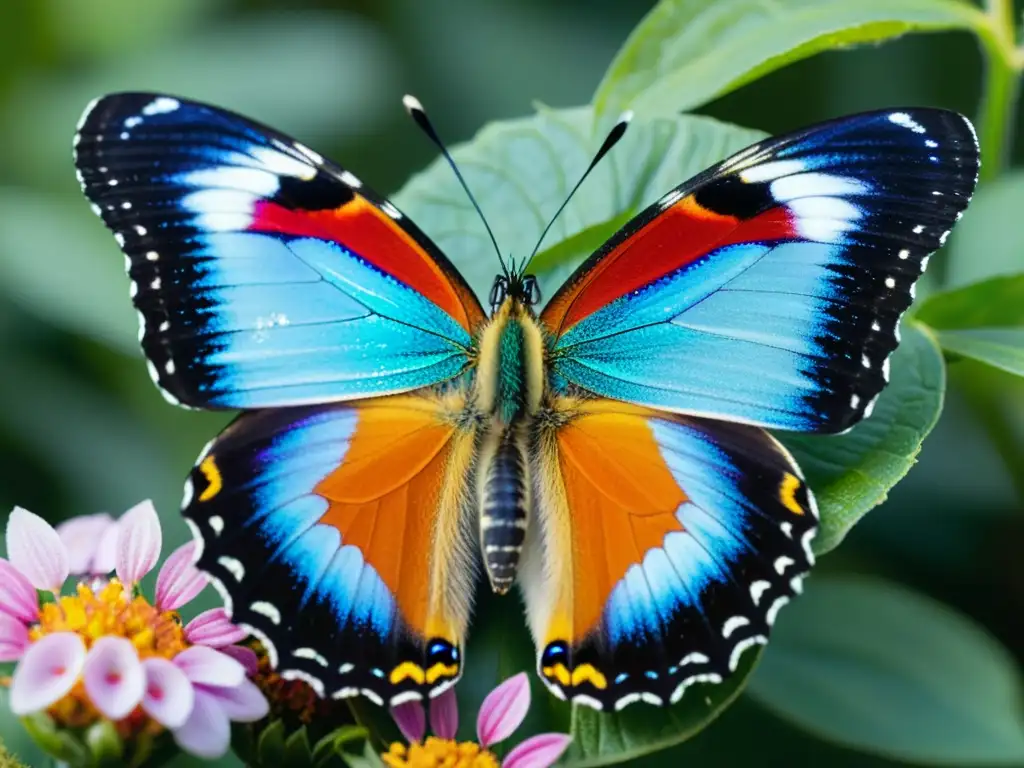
xmin=861 ymin=354 xmax=871 ymax=369
xmin=728 ymin=635 xmax=766 ymax=672
xmin=913 ymin=224 xmax=925 ymax=234
xmin=339 ymin=170 xmax=363 ymax=189
xmin=889 ymin=112 xmax=926 ymax=134
xmin=851 ymin=394 xmax=861 ymax=409
xmin=124 ymin=116 xmax=143 ymax=129
xmin=739 ymin=159 xmax=806 ymax=183
xmin=217 ymin=556 xmax=245 ymax=582
xmin=250 ymin=601 xmax=281 ymax=625
xmin=885 ymin=276 xmax=896 ymax=289
xmin=293 ymin=647 xmax=329 ymax=667
xmin=146 ymin=251 xmax=159 ymax=262
xmin=142 ymin=97 xmax=180 ymax=116
xmin=774 ymin=556 xmax=795 ymax=575
xmin=767 ymin=596 xmax=790 ymax=626
xmin=659 ymin=189 xmax=685 ymax=209
xmin=898 ymin=249 xmax=911 ymax=260
xmin=722 ymin=616 xmax=750 ymax=638
xmin=208 ymin=515 xmax=224 ymax=535
xmin=134 ymin=225 xmax=148 ymax=236
xmin=750 ymin=580 xmax=772 ymax=606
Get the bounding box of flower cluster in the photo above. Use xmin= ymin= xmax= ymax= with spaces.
xmin=385 ymin=673 xmax=571 ymax=768
xmin=0 ymin=502 xmax=268 ymax=759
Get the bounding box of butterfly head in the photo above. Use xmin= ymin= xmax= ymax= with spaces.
xmin=489 ymin=269 xmax=541 ymax=314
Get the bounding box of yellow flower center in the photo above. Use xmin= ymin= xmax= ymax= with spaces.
xmin=26 ymin=579 xmax=189 ymax=732
xmin=382 ymin=738 xmax=500 ymax=768
xmin=30 ymin=580 xmax=187 ymax=658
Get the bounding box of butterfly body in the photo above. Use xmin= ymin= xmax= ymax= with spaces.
xmin=74 ymin=93 xmax=978 ymax=711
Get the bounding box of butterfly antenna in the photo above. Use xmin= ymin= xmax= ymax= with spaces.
xmin=403 ymin=94 xmax=508 ymax=275
xmin=522 ymin=111 xmax=633 ymax=275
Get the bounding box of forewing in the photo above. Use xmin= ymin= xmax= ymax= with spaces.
xmin=74 ymin=93 xmax=485 ymax=409
xmin=543 ymin=109 xmax=978 ymax=433
xmin=183 ymin=394 xmax=478 ymax=705
xmin=521 ymin=399 xmax=816 ymax=710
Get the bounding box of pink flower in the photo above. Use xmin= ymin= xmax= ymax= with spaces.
xmin=384 ymin=674 xmax=571 ymax=768
xmin=2 ymin=503 xmax=267 ymax=760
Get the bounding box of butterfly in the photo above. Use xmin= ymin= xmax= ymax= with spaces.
xmin=73 ymin=92 xmax=978 ymax=711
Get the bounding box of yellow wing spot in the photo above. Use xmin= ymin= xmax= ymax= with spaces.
xmin=425 ymin=663 xmax=459 ymax=684
xmin=542 ymin=663 xmax=571 ymax=687
xmin=198 ymin=457 xmax=222 ymax=502
xmin=570 ymin=664 xmax=608 ymax=690
xmin=389 ymin=662 xmax=426 ymax=685
xmin=780 ymin=473 xmax=803 ymax=515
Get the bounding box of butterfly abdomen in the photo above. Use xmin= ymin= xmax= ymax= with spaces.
xmin=477 ymin=430 xmax=530 ymax=594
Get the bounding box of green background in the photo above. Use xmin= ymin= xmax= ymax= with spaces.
xmin=0 ymin=0 xmax=1022 ymax=765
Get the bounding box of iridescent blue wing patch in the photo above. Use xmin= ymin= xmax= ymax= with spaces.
xmin=521 ymin=399 xmax=817 ymax=710
xmin=542 ymin=109 xmax=979 ymax=433
xmin=74 ymin=93 xmax=485 ymax=409
xmin=183 ymin=394 xmax=477 ymax=705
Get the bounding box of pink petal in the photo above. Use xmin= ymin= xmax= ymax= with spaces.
xmin=115 ymin=500 xmax=162 ymax=586
xmin=502 ymin=734 xmax=573 ymax=768
xmin=155 ymin=542 xmax=206 ymax=611
xmin=172 ymin=687 xmax=231 ymax=759
xmin=217 ymin=644 xmax=259 ymax=676
xmin=391 ymin=699 xmax=426 ymax=743
xmin=0 ymin=558 xmax=39 ymax=623
xmin=184 ymin=608 xmax=247 ymax=648
xmin=6 ymin=507 xmax=69 ymax=593
xmin=56 ymin=513 xmax=115 ymax=574
xmin=92 ymin=520 xmax=121 ymax=574
xmin=196 ymin=679 xmax=268 ymax=722
xmin=10 ymin=632 xmax=86 ymax=714
xmin=83 ymin=636 xmax=145 ymax=720
xmin=141 ymin=657 xmax=195 ymax=729
xmin=174 ymin=645 xmax=245 ymax=688
xmin=430 ymin=686 xmax=459 ymax=739
xmin=0 ymin=612 xmax=29 ymax=661
xmin=478 ymin=672 xmax=531 ymax=747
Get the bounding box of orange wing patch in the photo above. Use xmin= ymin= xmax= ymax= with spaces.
xmin=314 ymin=396 xmax=474 ymax=642
xmin=537 ymin=399 xmax=687 ymax=643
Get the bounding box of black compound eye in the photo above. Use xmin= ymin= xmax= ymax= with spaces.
xmin=522 ymin=276 xmax=541 ymax=305
xmin=489 ymin=276 xmax=508 ymax=308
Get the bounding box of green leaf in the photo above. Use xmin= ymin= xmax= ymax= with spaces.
xmin=593 ymin=0 xmax=987 ymax=123
xmin=779 ymin=322 xmax=946 ymax=554
xmin=284 ymin=728 xmax=314 ymax=766
xmin=0 ymin=687 xmax=53 ymax=768
xmin=916 ymin=274 xmax=1024 ymax=329
xmin=945 ymin=173 xmax=1024 ymax=288
xmin=395 ymin=107 xmax=764 ymax=301
xmin=82 ymin=720 xmax=124 ymax=767
xmin=933 ymin=328 xmax=1024 ymax=377
xmin=747 ymin=576 xmax=1024 ymax=764
xmin=563 ymin=650 xmax=760 ymax=767
xmin=256 ymin=720 xmax=287 ymax=767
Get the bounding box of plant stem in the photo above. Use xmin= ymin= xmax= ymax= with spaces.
xmin=976 ymin=0 xmax=1021 ymax=182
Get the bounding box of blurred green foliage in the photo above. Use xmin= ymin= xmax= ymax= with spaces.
xmin=1 ymin=0 xmax=1024 ymax=765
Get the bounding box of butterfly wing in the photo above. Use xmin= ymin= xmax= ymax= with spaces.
xmin=520 ymin=398 xmax=816 ymax=710
xmin=182 ymin=393 xmax=477 ymax=705
xmin=542 ymin=109 xmax=978 ymax=433
xmin=74 ymin=93 xmax=485 ymax=409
